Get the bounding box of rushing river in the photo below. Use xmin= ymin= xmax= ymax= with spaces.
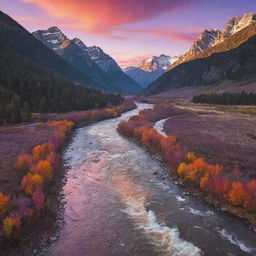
xmin=48 ymin=103 xmax=256 ymax=256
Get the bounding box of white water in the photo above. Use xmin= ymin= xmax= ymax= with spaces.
xmin=122 ymin=197 xmax=202 ymax=256
xmin=218 ymin=229 xmax=254 ymax=253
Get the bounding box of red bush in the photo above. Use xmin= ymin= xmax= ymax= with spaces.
xmin=32 ymin=189 xmax=45 ymax=212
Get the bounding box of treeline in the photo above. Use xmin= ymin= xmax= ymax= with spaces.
xmin=0 ymin=48 xmax=123 ymax=124
xmin=193 ymin=91 xmax=256 ymax=105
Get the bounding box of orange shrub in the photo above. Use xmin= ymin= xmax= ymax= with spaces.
xmin=177 ymin=163 xmax=187 ymax=176
xmin=14 ymin=154 xmax=32 ymax=172
xmin=31 ymin=160 xmax=53 ymax=182
xmin=48 ymin=120 xmax=74 ymax=134
xmin=32 ymin=143 xmax=54 ymax=161
xmin=0 ymin=193 xmax=10 ymax=215
xmin=228 ymin=182 xmax=247 ymax=207
xmin=104 ymin=108 xmax=118 ymax=117
xmin=200 ymin=173 xmax=210 ymax=189
xmin=160 ymin=135 xmax=177 ymax=152
xmin=187 ymin=152 xmax=196 ymax=162
xmin=178 ymin=157 xmax=223 ymax=184
xmin=247 ymin=180 xmax=256 ymax=196
xmin=21 ymin=173 xmax=43 ymax=195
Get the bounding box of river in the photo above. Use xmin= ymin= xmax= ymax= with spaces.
xmin=47 ymin=103 xmax=256 ymax=256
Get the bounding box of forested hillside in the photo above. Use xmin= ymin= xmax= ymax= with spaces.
xmin=0 ymin=48 xmax=122 ymax=124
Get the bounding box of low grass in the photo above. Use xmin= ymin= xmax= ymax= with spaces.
xmin=216 ymin=105 xmax=256 ymax=116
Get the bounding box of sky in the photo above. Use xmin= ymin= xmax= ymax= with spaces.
xmin=1 ymin=0 xmax=256 ymax=68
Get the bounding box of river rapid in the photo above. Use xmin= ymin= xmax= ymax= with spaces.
xmin=47 ymin=103 xmax=256 ymax=256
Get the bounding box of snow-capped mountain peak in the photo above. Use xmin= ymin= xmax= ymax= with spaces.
xmin=170 ymin=12 xmax=256 ymax=70
xmin=125 ymin=54 xmax=180 ymax=88
xmin=222 ymin=12 xmax=256 ymax=38
xmin=136 ymin=54 xmax=179 ymax=72
xmin=33 ymin=27 xmax=68 ymax=50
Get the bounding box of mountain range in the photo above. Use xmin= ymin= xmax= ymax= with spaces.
xmin=142 ymin=12 xmax=256 ymax=96
xmin=125 ymin=55 xmax=179 ymax=88
xmin=169 ymin=12 xmax=256 ymax=70
xmin=33 ymin=27 xmax=141 ymax=94
xmin=0 ymin=10 xmax=123 ymax=120
xmin=0 ymin=12 xmax=106 ymax=91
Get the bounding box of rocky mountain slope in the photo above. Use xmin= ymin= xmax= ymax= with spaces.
xmin=33 ymin=28 xmax=141 ymax=94
xmin=169 ymin=12 xmax=256 ymax=70
xmin=0 ymin=11 xmax=107 ymax=91
xmin=141 ymin=33 xmax=256 ymax=96
xmin=125 ymin=54 xmax=179 ymax=88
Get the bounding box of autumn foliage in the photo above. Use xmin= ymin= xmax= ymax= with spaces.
xmin=14 ymin=154 xmax=32 ymax=172
xmin=0 ymin=101 xmax=136 ymax=240
xmin=118 ymin=105 xmax=256 ymax=213
xmin=0 ymin=120 xmax=73 ymax=239
xmin=0 ymin=193 xmax=10 ymax=216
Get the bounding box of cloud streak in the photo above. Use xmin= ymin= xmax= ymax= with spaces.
xmin=117 ymin=54 xmax=153 ymax=68
xmin=21 ymin=0 xmax=199 ymax=36
xmin=119 ymin=27 xmax=199 ymax=42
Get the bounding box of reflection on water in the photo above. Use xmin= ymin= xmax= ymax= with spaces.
xmin=47 ymin=103 xmax=256 ymax=256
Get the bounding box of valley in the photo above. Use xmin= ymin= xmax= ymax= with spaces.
xmin=44 ymin=103 xmax=256 ymax=256
xmin=0 ymin=3 xmax=256 ymax=256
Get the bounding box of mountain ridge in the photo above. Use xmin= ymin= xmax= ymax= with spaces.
xmin=169 ymin=12 xmax=256 ymax=70
xmin=125 ymin=54 xmax=179 ymax=88
xmin=0 ymin=12 xmax=108 ymax=91
xmin=141 ymin=33 xmax=256 ymax=96
xmin=33 ymin=27 xmax=141 ymax=94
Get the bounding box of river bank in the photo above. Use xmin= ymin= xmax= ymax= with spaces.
xmin=0 ymin=100 xmax=136 ymax=256
xmin=118 ymin=102 xmax=256 ymax=231
xmin=46 ymin=102 xmax=256 ymax=256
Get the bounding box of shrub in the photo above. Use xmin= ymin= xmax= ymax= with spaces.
xmin=177 ymin=163 xmax=187 ymax=176
xmin=14 ymin=154 xmax=32 ymax=172
xmin=31 ymin=160 xmax=53 ymax=182
xmin=187 ymin=152 xmax=196 ymax=162
xmin=0 ymin=193 xmax=10 ymax=215
xmin=228 ymin=182 xmax=247 ymax=207
xmin=21 ymin=173 xmax=43 ymax=195
xmin=32 ymin=189 xmax=45 ymax=212
xmin=3 ymin=217 xmax=14 ymax=238
xmin=32 ymin=143 xmax=54 ymax=161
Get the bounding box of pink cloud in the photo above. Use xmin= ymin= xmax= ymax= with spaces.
xmin=21 ymin=0 xmax=199 ymax=36
xmin=120 ymin=27 xmax=199 ymax=42
xmin=117 ymin=54 xmax=153 ymax=68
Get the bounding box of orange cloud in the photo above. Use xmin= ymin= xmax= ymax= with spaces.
xmin=21 ymin=0 xmax=199 ymax=36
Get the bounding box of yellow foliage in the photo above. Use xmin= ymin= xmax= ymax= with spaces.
xmin=3 ymin=217 xmax=14 ymax=237
xmin=177 ymin=163 xmax=187 ymax=176
xmin=187 ymin=152 xmax=196 ymax=162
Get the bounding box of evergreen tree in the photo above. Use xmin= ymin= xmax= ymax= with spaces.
xmin=21 ymin=101 xmax=31 ymax=122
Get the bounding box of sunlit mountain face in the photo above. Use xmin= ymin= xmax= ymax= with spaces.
xmin=1 ymin=0 xmax=255 ymax=69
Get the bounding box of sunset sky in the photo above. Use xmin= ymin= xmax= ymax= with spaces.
xmin=1 ymin=0 xmax=256 ymax=67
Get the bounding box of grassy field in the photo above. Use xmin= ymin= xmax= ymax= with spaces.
xmin=162 ymin=102 xmax=256 ymax=179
